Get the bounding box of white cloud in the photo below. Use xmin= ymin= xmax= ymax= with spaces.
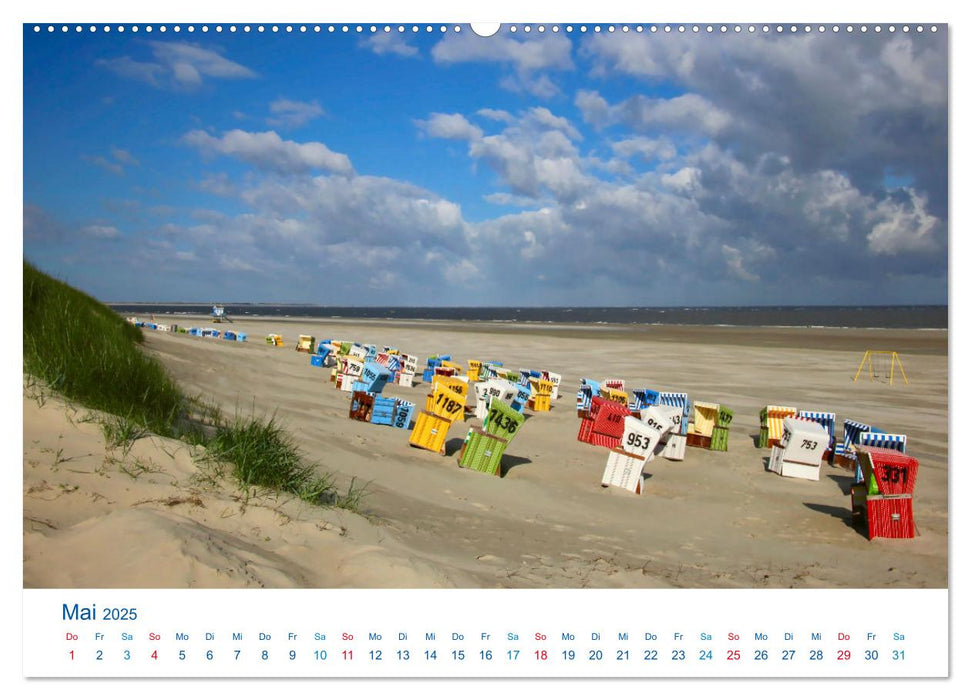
xmin=110 ymin=148 xmax=139 ymax=166
xmin=80 ymin=224 xmax=121 ymax=239
xmin=721 ymin=244 xmax=760 ymax=282
xmin=577 ymin=89 xmax=732 ymax=137
xmin=196 ymin=172 xmax=238 ymax=198
xmin=415 ymin=113 xmax=483 ymax=141
xmin=82 ymin=155 xmax=123 ymax=175
xmin=419 ymin=107 xmax=587 ymax=202
xmin=523 ymin=107 xmax=582 ymax=141
xmin=432 ymin=31 xmax=573 ymax=73
xmin=183 ymin=129 xmax=354 ymax=176
xmin=267 ymin=98 xmax=325 ymax=128
xmin=83 ymin=148 xmax=139 ymax=176
xmin=149 ymin=41 xmax=256 ymax=84
xmin=361 ymin=32 xmax=419 ymax=57
xmin=97 ymin=41 xmax=256 ymax=89
xmin=498 ymin=72 xmax=561 ymax=98
xmin=661 ymin=167 xmax=702 ymax=193
xmin=611 ymin=136 xmax=678 ymax=163
xmin=476 ymin=108 xmax=514 ymax=123
xmin=579 ymin=31 xmax=947 ymax=212
xmin=574 ymin=90 xmax=610 ymax=126
xmin=867 ymin=189 xmax=940 ymax=255
xmin=94 ymin=56 xmax=164 ymax=85
xmin=432 ymin=31 xmax=573 ymax=97
xmin=880 ymin=36 xmax=947 ymax=107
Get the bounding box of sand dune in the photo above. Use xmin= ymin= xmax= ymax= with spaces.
xmin=24 ymin=317 xmax=947 ymax=588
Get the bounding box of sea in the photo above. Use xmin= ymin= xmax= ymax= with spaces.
xmin=107 ymin=305 xmax=948 ymax=330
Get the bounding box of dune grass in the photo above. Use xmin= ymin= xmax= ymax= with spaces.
xmin=204 ymin=413 xmax=331 ymax=500
xmin=23 ymin=260 xmax=184 ymax=435
xmin=23 ymin=260 xmax=361 ymax=511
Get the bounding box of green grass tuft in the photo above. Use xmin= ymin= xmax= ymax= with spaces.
xmin=203 ymin=412 xmax=341 ymax=507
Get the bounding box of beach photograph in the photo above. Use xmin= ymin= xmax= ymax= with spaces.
xmin=22 ymin=20 xmax=948 ymax=592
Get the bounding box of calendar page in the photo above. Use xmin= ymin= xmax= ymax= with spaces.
xmin=15 ymin=0 xmax=958 ymax=693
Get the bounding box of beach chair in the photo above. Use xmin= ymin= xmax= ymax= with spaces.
xmin=577 ymin=397 xmax=631 ymax=449
xmin=797 ymin=410 xmax=837 ymax=460
xmin=483 ymin=399 xmax=525 ymax=443
xmin=601 ymin=448 xmax=647 ymax=494
xmin=458 ymin=428 xmax=508 ymax=475
xmin=857 ymin=446 xmax=917 ymax=496
xmin=348 ymin=391 xmax=374 ymax=422
xmin=576 ymin=385 xmax=594 ymax=418
xmin=370 ymin=396 xmax=397 ymax=426
xmin=620 ymin=408 xmax=675 ymax=459
xmin=360 ymin=361 xmax=392 ymax=394
xmin=708 ymin=406 xmax=734 ymax=452
xmin=628 ymin=388 xmax=659 ymax=415
xmin=659 ymin=392 xmax=690 ymax=436
xmin=603 ymin=378 xmax=626 ymax=393
xmin=759 ymin=405 xmax=798 ymax=448
xmin=600 ymin=386 xmax=629 ymax=409
xmin=475 ymin=380 xmax=518 ymax=421
xmin=427 ymin=384 xmax=465 ymax=422
xmin=527 ymin=378 xmax=555 ymax=412
xmin=296 ymin=335 xmax=315 ymax=353
xmin=391 ymin=400 xmax=416 ymax=430
xmin=409 ymin=411 xmax=452 ymax=455
xmin=541 ymin=371 xmax=562 ymax=400
xmin=854 ymin=445 xmax=918 ymax=539
xmin=834 ymin=419 xmax=873 ymax=470
xmin=767 ymin=417 xmax=830 ymax=480
xmin=854 ymin=431 xmax=906 ymax=482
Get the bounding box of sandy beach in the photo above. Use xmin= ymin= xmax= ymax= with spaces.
xmin=23 ymin=316 xmax=948 ymax=589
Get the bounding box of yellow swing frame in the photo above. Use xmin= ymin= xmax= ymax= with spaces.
xmin=853 ymin=350 xmax=909 ymax=386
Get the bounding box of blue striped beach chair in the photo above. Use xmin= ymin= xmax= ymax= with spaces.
xmin=392 ymin=399 xmax=415 ymax=430
xmin=798 ymin=410 xmax=837 ymax=457
xmin=855 ymin=431 xmax=906 ymax=482
xmin=834 ymin=419 xmax=872 ymax=469
xmin=577 ymin=385 xmax=594 ymax=416
xmin=581 ymin=378 xmax=601 ymax=394
xmin=659 ymin=392 xmax=690 ymax=435
xmin=511 ymin=384 xmax=531 ymax=413
xmin=628 ymin=389 xmax=660 ymax=413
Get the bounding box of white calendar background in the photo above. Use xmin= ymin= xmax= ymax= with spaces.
xmin=7 ymin=0 xmax=967 ymax=695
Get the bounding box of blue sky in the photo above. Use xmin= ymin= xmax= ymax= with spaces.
xmin=22 ymin=22 xmax=948 ymax=305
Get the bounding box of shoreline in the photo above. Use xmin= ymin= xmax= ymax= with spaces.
xmin=135 ymin=313 xmax=948 ymax=355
